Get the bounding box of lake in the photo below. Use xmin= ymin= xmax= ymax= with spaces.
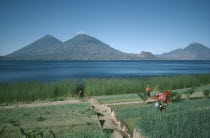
xmin=0 ymin=60 xmax=210 ymax=81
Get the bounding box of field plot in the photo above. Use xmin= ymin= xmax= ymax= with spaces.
xmin=95 ymin=85 xmax=210 ymax=104
xmin=0 ymin=103 xmax=106 ymax=138
xmin=95 ymin=93 xmax=140 ymax=104
xmin=110 ymin=99 xmax=210 ymax=138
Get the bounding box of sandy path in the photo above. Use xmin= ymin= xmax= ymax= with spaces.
xmin=105 ymin=98 xmax=156 ymax=106
xmin=0 ymin=100 xmax=81 ymax=110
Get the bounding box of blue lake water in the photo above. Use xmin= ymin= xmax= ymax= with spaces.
xmin=0 ymin=60 xmax=210 ymax=81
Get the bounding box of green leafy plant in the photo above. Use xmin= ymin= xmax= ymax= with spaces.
xmin=170 ymin=91 xmax=182 ymax=102
xmin=19 ymin=126 xmax=55 ymax=138
xmin=203 ymin=89 xmax=210 ymax=98
xmin=9 ymin=119 xmax=19 ymax=127
xmin=173 ymin=93 xmax=182 ymax=102
xmin=21 ymin=128 xmax=44 ymax=138
xmin=184 ymin=88 xmax=195 ymax=99
xmin=37 ymin=115 xmax=47 ymax=121
xmin=0 ymin=125 xmax=6 ymax=136
xmin=52 ymin=97 xmax=64 ymax=102
xmin=137 ymin=92 xmax=148 ymax=104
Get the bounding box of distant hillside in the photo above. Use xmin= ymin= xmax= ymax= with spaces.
xmin=5 ymin=34 xmax=141 ymax=60
xmin=137 ymin=51 xmax=156 ymax=59
xmin=160 ymin=42 xmax=210 ymax=60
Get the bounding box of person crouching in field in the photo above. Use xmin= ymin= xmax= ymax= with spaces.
xmin=77 ymin=91 xmax=81 ymax=97
xmin=154 ymin=90 xmax=171 ymax=112
xmin=146 ymin=85 xmax=151 ymax=97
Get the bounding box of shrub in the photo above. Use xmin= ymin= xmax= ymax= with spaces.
xmin=173 ymin=93 xmax=182 ymax=102
xmin=37 ymin=116 xmax=47 ymax=121
xmin=184 ymin=88 xmax=195 ymax=99
xmin=0 ymin=125 xmax=6 ymax=136
xmin=137 ymin=92 xmax=148 ymax=104
xmin=170 ymin=91 xmax=182 ymax=102
xmin=203 ymin=89 xmax=210 ymax=98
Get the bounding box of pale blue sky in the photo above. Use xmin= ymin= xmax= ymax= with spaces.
xmin=0 ymin=0 xmax=210 ymax=55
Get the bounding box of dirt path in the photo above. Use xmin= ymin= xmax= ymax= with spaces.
xmin=105 ymin=98 xmax=156 ymax=106
xmin=88 ymin=98 xmax=132 ymax=138
xmin=0 ymin=100 xmax=81 ymax=110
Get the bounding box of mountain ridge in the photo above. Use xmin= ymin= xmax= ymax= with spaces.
xmin=3 ymin=34 xmax=210 ymax=60
xmin=5 ymin=34 xmax=140 ymax=60
xmin=160 ymin=43 xmax=210 ymax=60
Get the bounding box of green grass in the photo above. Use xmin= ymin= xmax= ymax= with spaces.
xmin=84 ymin=74 xmax=210 ymax=96
xmin=0 ymin=103 xmax=107 ymax=137
xmin=110 ymin=99 xmax=210 ymax=138
xmin=0 ymin=80 xmax=77 ymax=104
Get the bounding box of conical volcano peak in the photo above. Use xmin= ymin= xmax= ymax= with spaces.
xmin=190 ymin=42 xmax=200 ymax=45
xmin=41 ymin=34 xmax=57 ymax=40
xmin=185 ymin=42 xmax=208 ymax=50
xmin=73 ymin=34 xmax=97 ymax=40
xmin=64 ymin=34 xmax=102 ymax=45
xmin=36 ymin=34 xmax=62 ymax=44
xmin=5 ymin=34 xmax=63 ymax=60
xmin=44 ymin=34 xmax=53 ymax=37
xmin=188 ymin=42 xmax=204 ymax=47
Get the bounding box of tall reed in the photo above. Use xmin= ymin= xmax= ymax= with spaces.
xmin=84 ymin=74 xmax=210 ymax=96
xmin=0 ymin=80 xmax=77 ymax=104
xmin=1 ymin=74 xmax=210 ymax=103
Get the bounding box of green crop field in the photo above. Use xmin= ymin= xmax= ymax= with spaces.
xmin=95 ymin=85 xmax=210 ymax=104
xmin=110 ymin=99 xmax=210 ymax=138
xmin=95 ymin=93 xmax=140 ymax=104
xmin=0 ymin=75 xmax=210 ymax=137
xmin=0 ymin=103 xmax=107 ymax=138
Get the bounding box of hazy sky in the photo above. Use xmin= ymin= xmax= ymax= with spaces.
xmin=0 ymin=0 xmax=210 ymax=55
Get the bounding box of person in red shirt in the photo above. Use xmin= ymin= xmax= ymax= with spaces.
xmin=77 ymin=91 xmax=81 ymax=97
xmin=146 ymin=85 xmax=151 ymax=97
